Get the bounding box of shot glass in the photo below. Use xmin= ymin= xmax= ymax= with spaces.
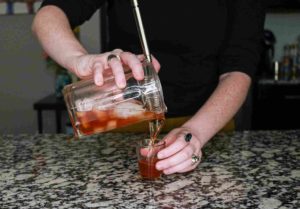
xmin=136 ymin=138 xmax=165 ymax=180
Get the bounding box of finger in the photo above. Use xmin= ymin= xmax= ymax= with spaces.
xmin=108 ymin=56 xmax=126 ymax=88
xmin=156 ymin=129 xmax=180 ymax=159
xmin=163 ymin=152 xmax=201 ymax=175
xmin=161 ymin=128 xmax=181 ymax=147
xmin=137 ymin=54 xmax=145 ymax=62
xmin=93 ymin=62 xmax=104 ymax=86
xmin=156 ymin=143 xmax=195 ymax=171
xmin=75 ymin=60 xmax=93 ymax=79
xmin=157 ymin=131 xmax=188 ymax=159
xmin=121 ymin=52 xmax=144 ymax=80
xmin=140 ymin=147 xmax=148 ymax=157
xmin=140 ymin=147 xmax=156 ymax=158
xmin=177 ymin=152 xmax=202 ymax=173
xmin=137 ymin=54 xmax=161 ymax=73
xmin=112 ymin=48 xmax=123 ymax=54
xmin=103 ymin=48 xmax=123 ymax=68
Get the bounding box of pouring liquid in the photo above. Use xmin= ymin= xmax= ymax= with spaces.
xmin=149 ymin=115 xmax=165 ymax=144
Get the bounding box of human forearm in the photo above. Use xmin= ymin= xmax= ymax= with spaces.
xmin=32 ymin=6 xmax=87 ymax=73
xmin=183 ymin=71 xmax=251 ymax=146
xmin=31 ymin=5 xmax=162 ymax=87
xmin=155 ymin=71 xmax=251 ymax=174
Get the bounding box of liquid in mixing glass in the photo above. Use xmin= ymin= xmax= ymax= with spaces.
xmin=71 ymin=100 xmax=165 ymax=138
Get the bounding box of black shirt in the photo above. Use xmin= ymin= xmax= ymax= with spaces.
xmin=41 ymin=0 xmax=265 ymax=117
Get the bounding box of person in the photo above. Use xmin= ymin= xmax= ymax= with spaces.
xmin=32 ymin=0 xmax=265 ymax=175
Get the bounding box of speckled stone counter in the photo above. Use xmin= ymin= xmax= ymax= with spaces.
xmin=0 ymin=130 xmax=299 ymax=209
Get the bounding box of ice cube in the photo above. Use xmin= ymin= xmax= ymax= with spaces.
xmin=76 ymin=112 xmax=92 ymax=129
xmin=75 ymin=98 xmax=93 ymax=112
xmin=93 ymin=126 xmax=105 ymax=133
xmin=113 ymin=102 xmax=144 ymax=118
xmin=92 ymin=109 xmax=108 ymax=121
xmin=106 ymin=120 xmax=117 ymax=130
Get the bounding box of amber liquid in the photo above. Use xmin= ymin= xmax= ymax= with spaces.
xmin=149 ymin=116 xmax=165 ymax=144
xmin=138 ymin=158 xmax=161 ymax=179
xmin=75 ymin=108 xmax=165 ymax=137
xmin=137 ymin=114 xmax=165 ymax=180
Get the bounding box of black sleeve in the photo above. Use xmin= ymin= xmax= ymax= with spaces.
xmin=218 ymin=0 xmax=266 ymax=79
xmin=41 ymin=0 xmax=106 ymax=28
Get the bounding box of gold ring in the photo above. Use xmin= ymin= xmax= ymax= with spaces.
xmin=191 ymin=154 xmax=200 ymax=165
xmin=107 ymin=54 xmax=121 ymax=62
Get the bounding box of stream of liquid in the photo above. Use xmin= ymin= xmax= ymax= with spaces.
xmin=148 ymin=114 xmax=165 ymax=144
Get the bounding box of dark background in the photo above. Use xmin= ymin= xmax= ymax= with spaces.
xmin=264 ymin=0 xmax=300 ymax=8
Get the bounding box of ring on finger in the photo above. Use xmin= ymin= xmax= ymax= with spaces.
xmin=191 ymin=154 xmax=200 ymax=165
xmin=184 ymin=133 xmax=192 ymax=143
xmin=107 ymin=53 xmax=121 ymax=62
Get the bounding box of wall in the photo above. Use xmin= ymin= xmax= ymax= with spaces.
xmin=80 ymin=11 xmax=101 ymax=54
xmin=265 ymin=12 xmax=300 ymax=61
xmin=0 ymin=11 xmax=100 ymax=134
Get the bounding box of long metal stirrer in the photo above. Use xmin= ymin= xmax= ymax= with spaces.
xmin=130 ymin=0 xmax=164 ymax=117
xmin=131 ymin=0 xmax=152 ymax=63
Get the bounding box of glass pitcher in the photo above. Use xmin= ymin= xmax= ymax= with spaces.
xmin=63 ymin=60 xmax=167 ymax=138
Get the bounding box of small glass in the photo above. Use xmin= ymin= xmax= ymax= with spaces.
xmin=136 ymin=138 xmax=165 ymax=180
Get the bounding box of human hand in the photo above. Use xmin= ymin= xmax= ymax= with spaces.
xmin=70 ymin=49 xmax=160 ymax=88
xmin=155 ymin=127 xmax=203 ymax=175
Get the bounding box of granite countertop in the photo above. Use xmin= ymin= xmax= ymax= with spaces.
xmin=0 ymin=130 xmax=299 ymax=209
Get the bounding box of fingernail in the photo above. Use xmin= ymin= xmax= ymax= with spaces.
xmin=157 ymin=152 xmax=163 ymax=159
xmin=96 ymin=79 xmax=102 ymax=86
xmin=137 ymin=73 xmax=144 ymax=80
xmin=163 ymin=170 xmax=170 ymax=175
xmin=135 ymin=70 xmax=144 ymax=80
xmin=118 ymin=79 xmax=126 ymax=88
xmin=156 ymin=163 xmax=162 ymax=170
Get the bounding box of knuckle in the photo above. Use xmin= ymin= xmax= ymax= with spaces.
xmin=110 ymin=60 xmax=122 ymax=68
xmin=182 ymin=151 xmax=190 ymax=160
xmin=93 ymin=62 xmax=103 ymax=69
xmin=186 ymin=146 xmax=194 ymax=156
xmin=130 ymin=61 xmax=142 ymax=69
xmin=92 ymin=54 xmax=106 ymax=62
xmin=137 ymin=54 xmax=144 ymax=59
xmin=167 ymin=129 xmax=179 ymax=138
xmin=122 ymin=51 xmax=130 ymax=54
xmin=103 ymin=52 xmax=111 ymax=58
xmin=122 ymin=51 xmax=136 ymax=59
xmin=192 ymin=139 xmax=200 ymax=148
xmin=179 ymin=139 xmax=187 ymax=147
xmin=168 ymin=157 xmax=177 ymax=167
xmin=113 ymin=48 xmax=123 ymax=53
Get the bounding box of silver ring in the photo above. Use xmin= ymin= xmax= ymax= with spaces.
xmin=191 ymin=154 xmax=200 ymax=165
xmin=107 ymin=54 xmax=121 ymax=62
